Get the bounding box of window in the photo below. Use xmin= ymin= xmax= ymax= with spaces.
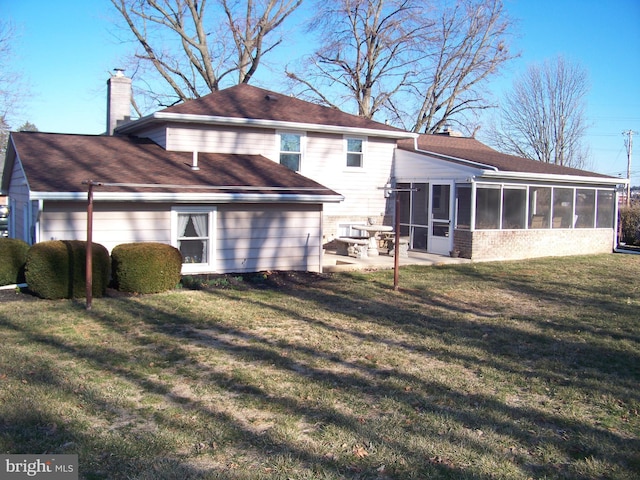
xmin=346 ymin=137 xmax=364 ymax=167
xmin=575 ymin=189 xmax=595 ymax=228
xmin=596 ymin=190 xmax=615 ymax=228
xmin=475 ymin=185 xmax=501 ymax=229
xmin=172 ymin=207 xmax=216 ymax=273
xmin=279 ymin=132 xmax=302 ymax=171
xmin=552 ymin=188 xmax=574 ymax=228
xmin=502 ymin=187 xmax=526 ymax=229
xmin=455 ymin=184 xmax=471 ymax=229
xmin=529 ymin=186 xmax=551 ymax=228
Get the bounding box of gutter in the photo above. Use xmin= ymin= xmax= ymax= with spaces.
xmin=30 ymin=190 xmax=344 ymax=204
xmin=116 ymin=112 xmax=418 ymax=140
xmin=412 ymin=147 xmax=500 ymax=171
xmin=479 ymin=169 xmax=627 ymax=186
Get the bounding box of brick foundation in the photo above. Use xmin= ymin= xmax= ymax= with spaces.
xmin=453 ymin=228 xmax=614 ymax=261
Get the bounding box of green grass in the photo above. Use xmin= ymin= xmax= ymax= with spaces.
xmin=0 ymin=254 xmax=639 ymax=479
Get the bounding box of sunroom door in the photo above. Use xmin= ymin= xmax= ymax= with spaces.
xmin=428 ymin=183 xmax=453 ymax=255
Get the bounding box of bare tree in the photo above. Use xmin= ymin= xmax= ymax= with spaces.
xmin=0 ymin=21 xmax=29 ymax=162
xmin=409 ymin=0 xmax=514 ymax=133
xmin=286 ymin=0 xmax=425 ymax=119
xmin=110 ymin=0 xmax=302 ymax=109
xmin=485 ymin=56 xmax=590 ymax=168
xmin=286 ymin=0 xmax=514 ymax=130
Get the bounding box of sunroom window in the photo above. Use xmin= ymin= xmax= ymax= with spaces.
xmin=529 ymin=187 xmax=551 ymax=228
xmin=552 ymin=188 xmax=574 ymax=228
xmin=475 ymin=185 xmax=501 ymax=229
xmin=596 ymin=190 xmax=615 ymax=228
xmin=575 ymin=189 xmax=596 ymax=228
xmin=502 ymin=187 xmax=526 ymax=229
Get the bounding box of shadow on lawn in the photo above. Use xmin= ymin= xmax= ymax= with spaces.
xmin=1 ymin=262 xmax=639 ymax=479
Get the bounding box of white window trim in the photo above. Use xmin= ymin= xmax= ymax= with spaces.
xmin=276 ymin=130 xmax=306 ymax=172
xmin=171 ymin=206 xmax=217 ymax=274
xmin=344 ymin=135 xmax=366 ymax=169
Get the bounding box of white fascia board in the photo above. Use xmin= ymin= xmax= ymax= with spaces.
xmin=29 ymin=191 xmax=344 ymax=204
xmin=413 ymin=148 xmax=500 ymax=171
xmin=117 ymin=112 xmax=418 ymax=139
xmin=478 ymin=170 xmax=627 ymax=186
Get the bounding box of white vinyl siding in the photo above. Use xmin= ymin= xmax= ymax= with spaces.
xmin=165 ymin=125 xmax=274 ymax=154
xmin=216 ymin=204 xmax=323 ymax=273
xmin=303 ymin=133 xmax=396 ymax=219
xmin=40 ymin=202 xmax=171 ymax=253
xmin=7 ymin=158 xmax=31 ymax=243
xmin=135 ymin=126 xmax=168 ymax=148
xmin=36 ymin=201 xmax=324 ymax=274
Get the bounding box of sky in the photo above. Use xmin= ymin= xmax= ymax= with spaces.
xmin=3 ymin=0 xmax=640 ymax=185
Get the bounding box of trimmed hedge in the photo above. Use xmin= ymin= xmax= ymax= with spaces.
xmin=25 ymin=240 xmax=110 ymax=299
xmin=111 ymin=242 xmax=182 ymax=294
xmin=0 ymin=238 xmax=30 ymax=286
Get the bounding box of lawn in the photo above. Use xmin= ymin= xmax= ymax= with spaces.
xmin=0 ymin=254 xmax=639 ymax=479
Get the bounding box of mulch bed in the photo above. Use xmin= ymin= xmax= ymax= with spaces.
xmin=0 ymin=271 xmax=331 ymax=302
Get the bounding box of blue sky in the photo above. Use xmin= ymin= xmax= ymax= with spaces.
xmin=4 ymin=0 xmax=640 ymax=185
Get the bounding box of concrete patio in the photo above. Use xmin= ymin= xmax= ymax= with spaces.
xmin=322 ymin=249 xmax=470 ymax=272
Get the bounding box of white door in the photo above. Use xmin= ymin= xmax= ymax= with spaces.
xmin=428 ymin=183 xmax=453 ymax=255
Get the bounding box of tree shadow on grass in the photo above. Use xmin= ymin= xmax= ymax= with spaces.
xmin=1 ymin=258 xmax=639 ymax=479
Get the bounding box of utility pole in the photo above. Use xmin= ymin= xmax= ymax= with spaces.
xmin=623 ymin=130 xmax=635 ymax=206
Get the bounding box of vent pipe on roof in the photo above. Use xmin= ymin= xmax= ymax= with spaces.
xmin=106 ymin=69 xmax=132 ymax=135
xmin=191 ymin=151 xmax=200 ymax=171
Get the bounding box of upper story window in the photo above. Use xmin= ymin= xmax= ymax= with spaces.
xmin=346 ymin=137 xmax=365 ymax=168
xmin=279 ymin=132 xmax=303 ymax=171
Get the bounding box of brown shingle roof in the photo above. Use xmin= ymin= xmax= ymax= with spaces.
xmin=11 ymin=132 xmax=339 ymax=197
xmin=160 ymin=84 xmax=406 ymax=133
xmin=398 ymin=134 xmax=613 ymax=178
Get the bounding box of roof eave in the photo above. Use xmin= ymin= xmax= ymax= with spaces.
xmin=29 ymin=191 xmax=344 ymax=203
xmin=478 ymin=170 xmax=627 ymax=186
xmin=116 ymin=112 xmax=418 ymax=139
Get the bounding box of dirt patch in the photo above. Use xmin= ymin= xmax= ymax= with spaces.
xmin=180 ymin=270 xmax=331 ymax=291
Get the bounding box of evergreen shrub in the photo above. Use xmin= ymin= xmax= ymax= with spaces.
xmin=111 ymin=242 xmax=182 ymax=294
xmin=619 ymin=205 xmax=640 ymax=245
xmin=25 ymin=240 xmax=110 ymax=299
xmin=0 ymin=238 xmax=30 ymax=286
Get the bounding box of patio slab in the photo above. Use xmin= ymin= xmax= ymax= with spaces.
xmin=322 ymin=249 xmax=470 ymax=272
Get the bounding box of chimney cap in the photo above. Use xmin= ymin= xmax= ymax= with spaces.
xmin=113 ymin=68 xmax=126 ymax=77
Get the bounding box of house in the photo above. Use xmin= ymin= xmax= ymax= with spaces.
xmin=395 ymin=132 xmax=625 ymax=261
xmin=1 ymin=72 xmax=414 ymax=274
xmin=1 ymin=72 xmax=625 ymax=273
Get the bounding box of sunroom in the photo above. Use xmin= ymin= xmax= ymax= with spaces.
xmin=394 ymin=135 xmax=625 ymax=261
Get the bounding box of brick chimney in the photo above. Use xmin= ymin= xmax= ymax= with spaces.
xmin=106 ymin=69 xmax=132 ymax=135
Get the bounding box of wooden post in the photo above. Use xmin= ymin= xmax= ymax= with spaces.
xmin=394 ymin=192 xmax=400 ymax=291
xmin=86 ymin=181 xmax=94 ymax=310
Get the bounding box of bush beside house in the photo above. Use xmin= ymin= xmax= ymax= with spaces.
xmin=619 ymin=205 xmax=640 ymax=245
xmin=25 ymin=240 xmax=111 ymax=299
xmin=0 ymin=238 xmax=30 ymax=286
xmin=111 ymin=243 xmax=182 ymax=294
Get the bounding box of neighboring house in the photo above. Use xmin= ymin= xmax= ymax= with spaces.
xmin=395 ymin=132 xmax=625 ymax=261
xmin=1 ymin=72 xmax=626 ymax=272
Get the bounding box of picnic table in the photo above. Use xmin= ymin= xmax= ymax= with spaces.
xmin=353 ymin=225 xmax=394 ymax=257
